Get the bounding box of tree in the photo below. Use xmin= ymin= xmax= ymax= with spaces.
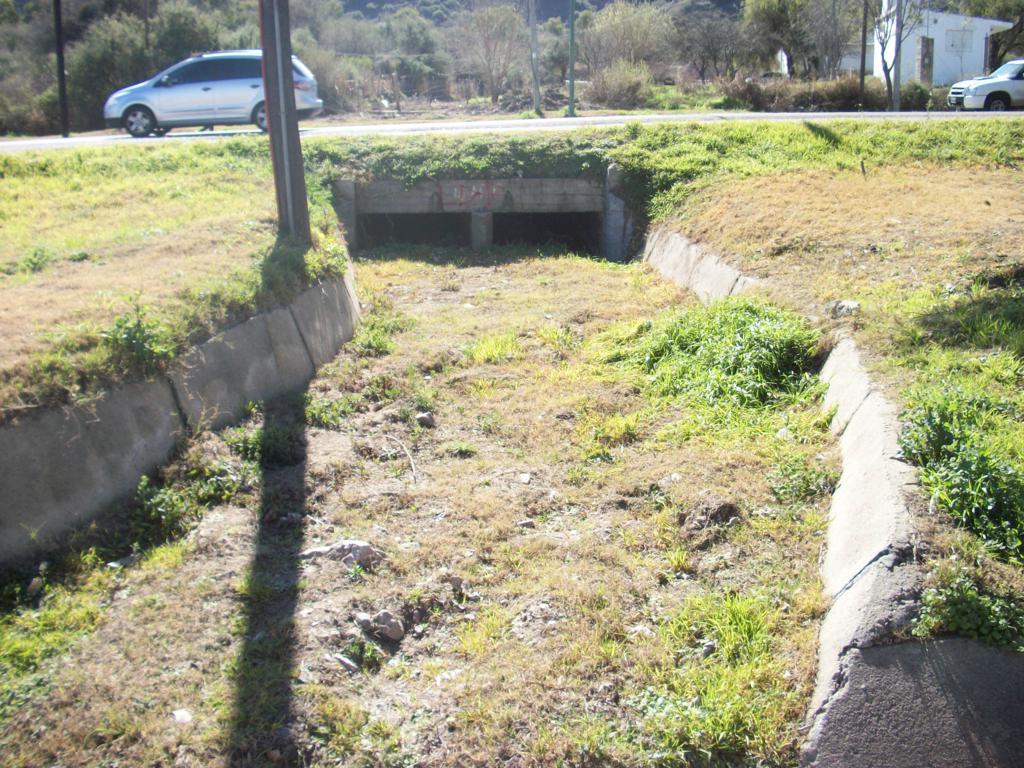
xmin=743 ymin=0 xmax=810 ymax=76
xmin=527 ymin=0 xmax=542 ymax=113
xmin=152 ymin=2 xmax=218 ymax=69
xmin=539 ymin=17 xmax=568 ymax=82
xmin=874 ymin=0 xmax=921 ymax=106
xmin=675 ymin=8 xmax=747 ymax=80
xmin=449 ymin=3 xmax=526 ymax=102
xmin=956 ymin=0 xmax=1024 ymax=68
xmin=576 ymin=0 xmax=676 ymax=76
xmin=806 ymin=0 xmax=860 ymax=77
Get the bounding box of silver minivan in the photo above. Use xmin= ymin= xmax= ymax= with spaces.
xmin=103 ymin=49 xmax=323 ymax=137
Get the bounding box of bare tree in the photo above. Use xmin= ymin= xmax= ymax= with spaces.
xmin=675 ymin=9 xmax=747 ymax=81
xmin=874 ymin=0 xmax=921 ymax=106
xmin=577 ymin=1 xmax=675 ymax=76
xmin=807 ymin=0 xmax=860 ymax=77
xmin=450 ymin=3 xmax=526 ymax=102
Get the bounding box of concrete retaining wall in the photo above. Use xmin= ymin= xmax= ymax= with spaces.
xmin=0 ymin=273 xmax=360 ymax=566
xmin=643 ymin=227 xmax=1024 ymax=768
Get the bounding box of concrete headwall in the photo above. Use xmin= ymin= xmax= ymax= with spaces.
xmin=0 ymin=272 xmax=359 ymax=566
xmin=643 ymin=227 xmax=1024 ymax=768
xmin=336 ymin=166 xmax=634 ymax=261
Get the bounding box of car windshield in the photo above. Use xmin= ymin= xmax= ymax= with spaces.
xmin=991 ymin=61 xmax=1024 ymax=78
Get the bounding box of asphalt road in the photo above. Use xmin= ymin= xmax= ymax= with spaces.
xmin=0 ymin=109 xmax=1016 ymax=154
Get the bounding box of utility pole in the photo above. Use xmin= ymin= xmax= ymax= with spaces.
xmin=528 ymin=0 xmax=542 ymax=116
xmin=52 ymin=0 xmax=69 ymax=137
xmin=859 ymin=0 xmax=868 ymax=106
xmin=259 ymin=0 xmax=311 ymax=243
xmin=567 ymin=0 xmax=576 ymax=117
xmin=893 ymin=0 xmax=903 ymax=110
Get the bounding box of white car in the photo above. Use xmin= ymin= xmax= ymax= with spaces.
xmin=947 ymin=60 xmax=1024 ymax=111
xmin=103 ymin=49 xmax=323 ymax=137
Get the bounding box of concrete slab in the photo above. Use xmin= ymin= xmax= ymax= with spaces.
xmin=820 ymin=336 xmax=873 ymax=435
xmin=803 ymin=639 xmax=1024 ymax=768
xmin=0 ymin=379 xmax=182 ymax=563
xmin=689 ymin=251 xmax=741 ymax=302
xmin=170 ymin=307 xmax=313 ymax=430
xmin=643 ymin=230 xmax=703 ymax=288
xmin=353 ymin=178 xmax=605 ymax=214
xmin=470 ymin=211 xmax=493 ymax=250
xmin=289 ymin=277 xmax=359 ymax=368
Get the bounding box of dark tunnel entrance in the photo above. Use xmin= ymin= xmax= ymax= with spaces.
xmin=492 ymin=212 xmax=601 ymax=254
xmin=358 ymin=213 xmax=471 ymax=248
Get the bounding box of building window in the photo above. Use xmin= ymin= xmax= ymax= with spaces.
xmin=946 ymin=29 xmax=973 ymax=53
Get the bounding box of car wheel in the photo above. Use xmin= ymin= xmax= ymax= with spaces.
xmin=124 ymin=106 xmax=157 ymax=137
xmin=253 ymin=102 xmax=268 ymax=132
xmin=986 ymin=94 xmax=1010 ymax=111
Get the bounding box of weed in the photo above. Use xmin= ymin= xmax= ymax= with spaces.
xmin=443 ymin=441 xmax=477 ymax=459
xmin=617 ymin=298 xmax=819 ymax=407
xmin=767 ymin=454 xmax=836 ymax=502
xmin=225 ymin=424 xmax=305 ymax=469
xmin=305 ymin=392 xmax=364 ymax=428
xmin=133 ymin=477 xmax=199 ymax=544
xmin=665 ymin=548 xmax=692 ymax=576
xmin=18 ymin=247 xmax=52 ymax=273
xmin=306 ymin=685 xmax=369 ymax=757
xmin=339 ymin=638 xmax=383 ymax=672
xmin=466 ymin=332 xmax=522 ymax=364
xmin=350 ymin=294 xmax=412 ymax=357
xmin=914 ymin=569 xmax=1024 ymax=650
xmin=900 ymin=386 xmax=1024 ymax=561
xmin=456 ymin=607 xmax=509 ymax=656
xmin=538 ymin=324 xmax=580 ymax=355
xmin=100 ymin=303 xmax=177 ymax=375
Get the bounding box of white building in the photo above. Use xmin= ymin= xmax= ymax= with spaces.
xmin=874 ymin=4 xmax=1013 ymax=86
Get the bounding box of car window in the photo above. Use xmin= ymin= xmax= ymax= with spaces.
xmin=174 ymin=60 xmax=225 ymax=83
xmin=221 ymin=58 xmax=263 ymax=80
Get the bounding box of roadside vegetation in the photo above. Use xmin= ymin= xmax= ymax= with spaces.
xmin=672 ymin=163 xmax=1024 ymax=652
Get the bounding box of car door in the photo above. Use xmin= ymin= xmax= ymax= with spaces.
xmin=215 ymin=58 xmax=264 ymax=121
xmin=1010 ymin=65 xmax=1024 ymax=106
xmin=151 ymin=60 xmax=219 ymax=123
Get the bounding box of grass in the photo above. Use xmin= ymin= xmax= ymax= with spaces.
xmin=671 ymin=164 xmax=1024 ymax=652
xmin=0 ymin=246 xmax=835 ymax=766
xmin=5 ymin=119 xmax=1024 ymax=418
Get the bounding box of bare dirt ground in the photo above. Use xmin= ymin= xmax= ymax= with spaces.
xmin=1 ymin=247 xmax=833 ymax=767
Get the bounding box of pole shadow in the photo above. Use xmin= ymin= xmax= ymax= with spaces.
xmin=228 ymin=389 xmax=308 ymax=766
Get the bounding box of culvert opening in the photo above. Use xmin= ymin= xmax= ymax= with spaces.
xmin=359 ymin=213 xmax=471 ymax=248
xmin=492 ymin=212 xmax=601 ymax=254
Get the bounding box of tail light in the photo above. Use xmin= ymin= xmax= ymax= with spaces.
xmin=293 ymin=80 xmax=312 ymax=91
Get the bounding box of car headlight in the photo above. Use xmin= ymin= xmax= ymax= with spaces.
xmin=965 ymin=85 xmax=977 ymax=96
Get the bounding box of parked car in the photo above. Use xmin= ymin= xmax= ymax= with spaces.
xmin=947 ymin=59 xmax=1024 ymax=111
xmin=103 ymin=49 xmax=323 ymax=137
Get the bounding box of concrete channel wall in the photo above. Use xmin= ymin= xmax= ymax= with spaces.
xmin=643 ymin=227 xmax=1024 ymax=768
xmin=0 ymin=269 xmax=359 ymax=566
xmin=334 ymin=165 xmax=634 ymax=261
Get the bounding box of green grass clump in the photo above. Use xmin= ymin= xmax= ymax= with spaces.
xmin=900 ymin=386 xmax=1024 ymax=562
xmin=443 ymin=441 xmax=477 ymax=459
xmin=304 ymin=393 xmax=364 ymax=428
xmin=100 ymin=303 xmax=177 ymax=375
xmin=466 ymin=332 xmax=522 ymax=364
xmin=768 ymin=454 xmax=836 ymax=503
xmin=617 ymin=298 xmax=819 ymax=407
xmin=914 ymin=569 xmax=1024 ymax=650
xmin=225 ymin=424 xmax=306 ymax=469
xmin=349 ymin=294 xmax=411 ymax=358
xmin=633 ymin=592 xmax=799 ymax=763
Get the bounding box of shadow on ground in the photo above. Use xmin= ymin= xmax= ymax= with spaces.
xmin=229 ymin=392 xmax=308 ymax=766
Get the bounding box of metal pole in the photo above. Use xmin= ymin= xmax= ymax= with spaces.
xmin=568 ymin=0 xmax=576 ymax=117
xmin=859 ymin=0 xmax=868 ymax=106
xmin=893 ymin=0 xmax=903 ymax=110
xmin=53 ymin=0 xmax=69 ymax=137
xmin=259 ymin=0 xmax=311 ymax=243
xmin=528 ymin=0 xmax=541 ymax=115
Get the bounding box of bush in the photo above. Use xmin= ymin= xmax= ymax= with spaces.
xmin=721 ymin=75 xmax=888 ymax=112
xmin=588 ymin=59 xmax=654 ymax=109
xmin=900 ymin=80 xmax=931 ymax=111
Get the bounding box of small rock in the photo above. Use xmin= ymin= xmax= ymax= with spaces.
xmin=354 ymin=612 xmax=374 ymax=631
xmin=701 ymin=640 xmax=717 ymax=658
xmin=172 ymin=709 xmax=193 ymax=724
xmin=267 ymin=749 xmax=283 ymax=764
xmin=299 ymin=539 xmax=385 ymax=570
xmin=415 ymin=411 xmax=436 ymax=428
xmin=776 ymin=427 xmax=792 ymax=440
xmin=518 ymin=473 xmax=532 ymax=485
xmin=334 ymin=654 xmax=360 ymax=673
xmin=372 ymin=610 xmax=405 ymax=641
xmin=516 ymin=519 xmax=536 ymax=529
xmin=26 ymin=577 xmax=43 ymax=599
xmin=825 ymin=299 xmax=861 ymax=319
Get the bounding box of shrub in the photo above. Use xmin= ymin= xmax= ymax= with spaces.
xmin=915 ymin=571 xmax=1024 ymax=650
xmin=101 ymin=304 xmax=177 ymax=375
xmin=588 ymin=59 xmax=654 ymax=109
xmin=721 ymin=75 xmax=888 ymax=112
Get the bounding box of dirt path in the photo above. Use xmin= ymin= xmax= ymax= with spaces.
xmin=2 ymin=247 xmax=834 ymax=767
